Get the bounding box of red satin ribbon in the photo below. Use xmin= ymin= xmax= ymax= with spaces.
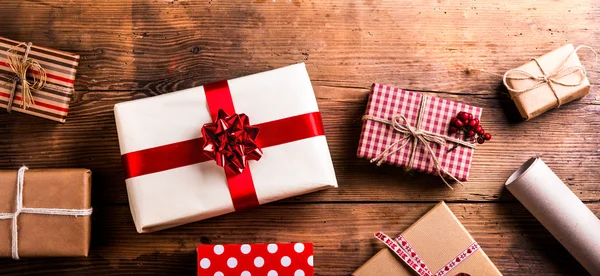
xmin=121 ymin=80 xmax=325 ymax=211
xmin=204 ymin=80 xmax=235 ymax=119
xmin=205 ymin=80 xmax=259 ymax=210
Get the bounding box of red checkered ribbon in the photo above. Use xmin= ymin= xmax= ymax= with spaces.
xmin=374 ymin=232 xmax=479 ymax=276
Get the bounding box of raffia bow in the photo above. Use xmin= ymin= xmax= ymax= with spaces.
xmin=503 ymin=45 xmax=598 ymax=107
xmin=4 ymin=42 xmax=47 ymax=112
xmin=363 ymin=96 xmax=475 ymax=188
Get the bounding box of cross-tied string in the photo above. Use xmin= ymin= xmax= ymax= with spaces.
xmin=5 ymin=42 xmax=47 ymax=112
xmin=363 ymin=97 xmax=475 ymax=188
xmin=0 ymin=166 xmax=92 ymax=260
xmin=503 ymin=45 xmax=598 ymax=108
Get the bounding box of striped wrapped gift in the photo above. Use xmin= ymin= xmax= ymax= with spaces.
xmin=0 ymin=37 xmax=79 ymax=123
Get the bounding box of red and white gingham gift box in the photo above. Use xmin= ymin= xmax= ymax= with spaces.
xmin=197 ymin=243 xmax=314 ymax=276
xmin=357 ymin=83 xmax=482 ymax=181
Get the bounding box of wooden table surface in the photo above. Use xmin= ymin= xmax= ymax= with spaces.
xmin=0 ymin=1 xmax=599 ymax=275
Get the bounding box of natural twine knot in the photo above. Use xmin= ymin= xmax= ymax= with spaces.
xmin=363 ymin=96 xmax=476 ymax=188
xmin=503 ymin=45 xmax=598 ymax=108
xmin=542 ymin=75 xmax=550 ymax=83
xmin=371 ymin=113 xmax=448 ymax=168
xmin=5 ymin=42 xmax=47 ymax=112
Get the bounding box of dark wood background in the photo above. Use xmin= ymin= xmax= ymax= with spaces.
xmin=0 ymin=0 xmax=599 ymax=275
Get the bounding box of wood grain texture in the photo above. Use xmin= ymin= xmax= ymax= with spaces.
xmin=0 ymin=0 xmax=598 ymax=275
xmin=0 ymin=203 xmax=597 ymax=275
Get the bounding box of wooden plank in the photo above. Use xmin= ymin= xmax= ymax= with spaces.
xmin=0 ymin=1 xmax=597 ymax=92
xmin=0 ymin=203 xmax=594 ymax=275
xmin=0 ymin=89 xmax=597 ymax=204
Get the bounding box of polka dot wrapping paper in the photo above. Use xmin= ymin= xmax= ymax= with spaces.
xmin=197 ymin=243 xmax=314 ymax=276
xmin=357 ymin=83 xmax=483 ymax=181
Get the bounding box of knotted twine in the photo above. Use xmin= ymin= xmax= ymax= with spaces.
xmin=362 ymin=96 xmax=475 ymax=188
xmin=4 ymin=42 xmax=47 ymax=112
xmin=0 ymin=166 xmax=92 ymax=260
xmin=503 ymin=45 xmax=598 ymax=108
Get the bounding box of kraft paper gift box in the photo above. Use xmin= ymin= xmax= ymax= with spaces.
xmin=0 ymin=167 xmax=92 ymax=259
xmin=353 ymin=202 xmax=501 ymax=276
xmin=0 ymin=37 xmax=80 ymax=122
xmin=357 ymin=83 xmax=482 ymax=184
xmin=197 ymin=243 xmax=314 ymax=275
xmin=115 ymin=63 xmax=338 ymax=233
xmin=504 ymin=44 xmax=593 ymax=120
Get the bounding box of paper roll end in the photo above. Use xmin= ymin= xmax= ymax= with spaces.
xmin=505 ymin=157 xmax=542 ymax=186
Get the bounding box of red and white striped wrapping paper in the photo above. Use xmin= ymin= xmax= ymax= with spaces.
xmin=0 ymin=37 xmax=79 ymax=123
xmin=197 ymin=243 xmax=314 ymax=276
xmin=357 ymin=83 xmax=482 ymax=181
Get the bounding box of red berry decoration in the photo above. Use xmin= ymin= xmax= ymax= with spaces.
xmin=475 ymin=125 xmax=484 ymax=135
xmin=469 ymin=119 xmax=479 ymax=128
xmin=457 ymin=112 xmax=469 ymax=121
xmin=448 ymin=111 xmax=493 ymax=146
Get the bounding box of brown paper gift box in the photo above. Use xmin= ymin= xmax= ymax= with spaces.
xmin=353 ymin=202 xmax=502 ymax=276
xmin=0 ymin=169 xmax=92 ymax=258
xmin=0 ymin=37 xmax=80 ymax=123
xmin=505 ymin=44 xmax=591 ymax=121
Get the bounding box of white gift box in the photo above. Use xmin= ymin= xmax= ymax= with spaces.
xmin=114 ymin=63 xmax=338 ymax=233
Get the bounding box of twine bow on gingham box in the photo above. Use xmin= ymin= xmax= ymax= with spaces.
xmin=357 ymin=83 xmax=482 ymax=187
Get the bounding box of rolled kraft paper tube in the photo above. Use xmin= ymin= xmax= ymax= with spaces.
xmin=506 ymin=157 xmax=600 ymax=275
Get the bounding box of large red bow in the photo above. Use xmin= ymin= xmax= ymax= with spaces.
xmin=201 ymin=110 xmax=263 ymax=174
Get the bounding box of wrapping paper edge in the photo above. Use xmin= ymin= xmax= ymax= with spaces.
xmin=132 ymin=183 xmax=336 ymax=234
